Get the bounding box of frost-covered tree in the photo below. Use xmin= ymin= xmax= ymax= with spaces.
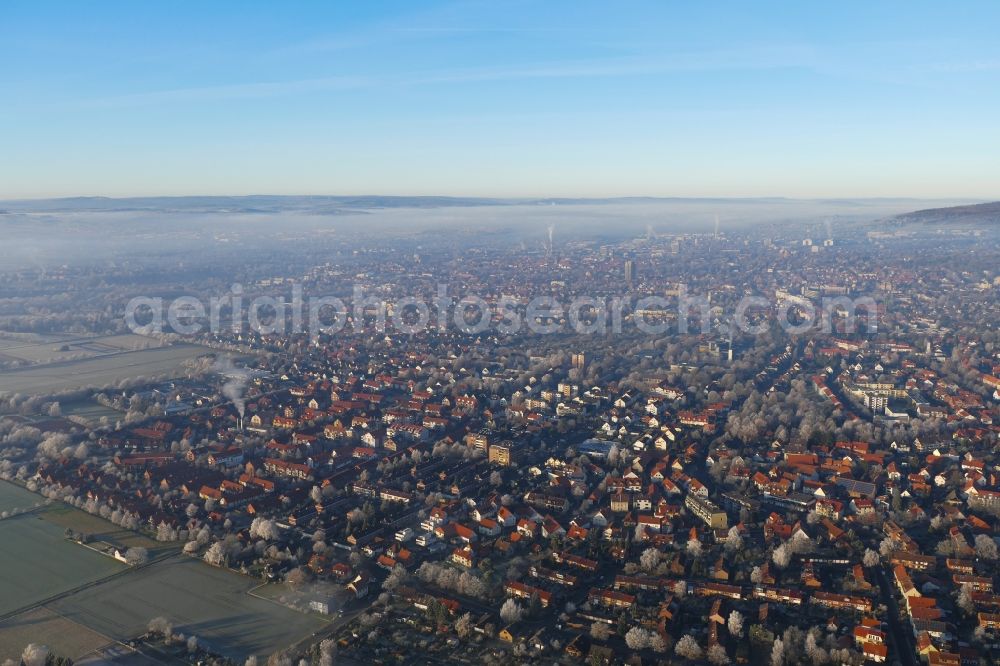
xmin=957 ymin=583 xmax=976 ymax=614
xmin=318 ymin=639 xmax=336 ymax=666
xmin=500 ymin=599 xmax=523 ymax=623
xmin=454 ymin=612 xmax=472 ymax=637
xmin=249 ymin=517 xmax=280 ymax=541
xmin=770 ymin=638 xmax=785 ymax=666
xmin=974 ymin=534 xmax=998 ymax=560
xmin=148 ymin=616 xmax=173 ymax=638
xmin=640 ymin=547 xmax=662 ymax=572
xmin=708 ymin=644 xmax=730 ymax=665
xmin=674 ymin=635 xmax=703 ymax=660
xmin=724 ymin=526 xmax=743 ymax=554
xmin=286 ymin=567 xmax=311 ymax=587
xmin=772 ymin=544 xmax=792 ymax=569
xmin=156 ymin=521 xmax=175 ymax=542
xmin=590 ymin=622 xmax=612 ymax=641
xmin=21 ymin=644 xmax=49 ymax=666
xmin=204 ymin=541 xmax=226 ymax=566
xmin=124 ymin=547 xmax=149 ymax=566
xmin=624 ymin=627 xmax=651 ymax=650
xmin=383 ymin=564 xmax=407 ymax=591
xmin=879 ymin=537 xmax=901 ymax=557
xmin=727 ymin=610 xmax=744 ymax=637
xmin=805 ymin=630 xmax=828 ymax=665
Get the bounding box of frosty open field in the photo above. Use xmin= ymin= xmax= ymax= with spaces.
xmin=0 ymin=608 xmax=111 ymax=662
xmin=50 ymin=556 xmax=327 ymax=660
xmin=0 ymin=512 xmax=125 ymax=616
xmin=0 ymin=342 xmax=211 ymax=394
xmin=0 ymin=480 xmax=41 ymax=515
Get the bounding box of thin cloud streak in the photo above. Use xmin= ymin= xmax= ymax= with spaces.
xmin=75 ymin=46 xmax=816 ymax=109
xmin=76 ymin=76 xmax=374 ymax=108
xmin=407 ymin=47 xmax=817 ymax=86
xmin=923 ymin=60 xmax=1000 ymax=72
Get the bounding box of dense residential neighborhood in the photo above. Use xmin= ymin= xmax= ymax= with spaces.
xmin=1 ymin=214 xmax=997 ymax=665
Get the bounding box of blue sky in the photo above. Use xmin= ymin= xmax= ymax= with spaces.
xmin=2 ymin=1 xmax=999 ymax=199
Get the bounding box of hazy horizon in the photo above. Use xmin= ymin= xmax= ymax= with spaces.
xmin=0 ymin=196 xmax=978 ymax=271
xmin=0 ymin=192 xmax=1000 ymax=205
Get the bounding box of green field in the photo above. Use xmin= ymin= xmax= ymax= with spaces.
xmin=0 ymin=480 xmax=42 ymax=515
xmin=51 ymin=557 xmax=328 ymax=660
xmin=0 ymin=513 xmax=125 ymax=616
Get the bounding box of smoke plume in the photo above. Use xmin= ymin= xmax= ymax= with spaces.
xmin=215 ymin=357 xmax=249 ymax=418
